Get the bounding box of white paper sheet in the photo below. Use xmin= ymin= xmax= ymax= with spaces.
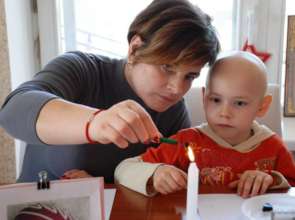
xmin=104 ymin=189 xmax=116 ymax=220
xmin=181 ymin=194 xmax=247 ymax=220
xmin=198 ymin=194 xmax=247 ymax=220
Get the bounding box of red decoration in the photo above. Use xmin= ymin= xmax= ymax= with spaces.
xmin=242 ymin=40 xmax=271 ymax=63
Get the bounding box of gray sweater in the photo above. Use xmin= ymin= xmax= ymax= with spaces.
xmin=0 ymin=51 xmax=190 ymax=183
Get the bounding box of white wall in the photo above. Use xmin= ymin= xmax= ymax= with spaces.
xmin=4 ymin=0 xmax=40 ymax=178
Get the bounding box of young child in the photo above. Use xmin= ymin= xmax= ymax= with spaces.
xmin=113 ymin=51 xmax=295 ymax=198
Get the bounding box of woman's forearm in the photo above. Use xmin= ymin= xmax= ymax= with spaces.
xmin=36 ymin=99 xmax=97 ymax=145
xmin=1 ymin=91 xmax=160 ymax=147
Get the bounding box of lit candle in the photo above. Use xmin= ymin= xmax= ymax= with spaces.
xmin=186 ymin=145 xmax=199 ymax=220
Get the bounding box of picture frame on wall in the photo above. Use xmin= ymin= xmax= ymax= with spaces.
xmin=284 ymin=15 xmax=295 ymax=116
xmin=0 ymin=177 xmax=105 ymax=220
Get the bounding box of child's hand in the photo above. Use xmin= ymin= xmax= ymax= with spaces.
xmin=228 ymin=170 xmax=273 ymax=198
xmin=61 ymin=169 xmax=93 ymax=179
xmin=152 ymin=165 xmax=187 ymax=195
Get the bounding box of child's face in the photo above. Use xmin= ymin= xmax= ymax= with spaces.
xmin=203 ymin=58 xmax=266 ymax=145
xmin=126 ymin=62 xmax=203 ymax=112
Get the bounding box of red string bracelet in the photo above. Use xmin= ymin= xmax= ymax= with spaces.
xmin=85 ymin=109 xmax=103 ymax=144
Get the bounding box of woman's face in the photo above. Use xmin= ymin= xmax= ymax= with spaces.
xmin=125 ymin=62 xmax=203 ymax=112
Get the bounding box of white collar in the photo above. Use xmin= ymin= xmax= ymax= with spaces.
xmin=196 ymin=121 xmax=274 ymax=153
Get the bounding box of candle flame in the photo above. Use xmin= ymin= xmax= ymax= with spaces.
xmin=187 ymin=146 xmax=195 ymax=162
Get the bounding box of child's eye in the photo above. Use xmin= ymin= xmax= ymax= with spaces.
xmin=234 ymin=100 xmax=247 ymax=106
xmin=209 ymin=97 xmax=220 ymax=103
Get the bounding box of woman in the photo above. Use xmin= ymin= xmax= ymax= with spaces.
xmin=0 ymin=0 xmax=220 ymax=183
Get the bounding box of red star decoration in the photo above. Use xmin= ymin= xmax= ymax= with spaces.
xmin=242 ymin=39 xmax=271 ymax=63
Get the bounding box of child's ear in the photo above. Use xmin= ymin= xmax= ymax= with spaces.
xmin=127 ymin=35 xmax=144 ymax=63
xmin=256 ymin=95 xmax=272 ymax=117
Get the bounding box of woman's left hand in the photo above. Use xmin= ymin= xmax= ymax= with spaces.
xmin=228 ymin=170 xmax=273 ymax=198
xmin=61 ymin=169 xmax=93 ymax=179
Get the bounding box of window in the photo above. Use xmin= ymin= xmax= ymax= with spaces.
xmin=38 ymin=0 xmax=286 ymax=86
xmin=57 ymin=0 xmax=235 ymax=55
xmin=55 ymin=0 xmax=235 ymax=86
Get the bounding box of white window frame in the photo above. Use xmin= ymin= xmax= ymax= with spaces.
xmin=61 ymin=0 xmax=77 ymax=52
xmin=37 ymin=0 xmax=60 ymax=67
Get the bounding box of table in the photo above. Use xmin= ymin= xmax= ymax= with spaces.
xmin=109 ymin=184 xmax=294 ymax=220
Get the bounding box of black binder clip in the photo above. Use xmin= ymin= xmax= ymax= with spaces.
xmin=37 ymin=170 xmax=50 ymax=190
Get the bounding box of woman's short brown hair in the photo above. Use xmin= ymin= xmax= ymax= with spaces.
xmin=127 ymin=0 xmax=220 ymax=66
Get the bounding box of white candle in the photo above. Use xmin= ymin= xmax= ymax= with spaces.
xmin=186 ymin=146 xmax=199 ymax=220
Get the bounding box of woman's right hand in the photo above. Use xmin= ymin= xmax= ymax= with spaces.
xmin=89 ymin=100 xmax=160 ymax=148
xmin=152 ymin=165 xmax=187 ymax=195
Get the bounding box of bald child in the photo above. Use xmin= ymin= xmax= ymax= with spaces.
xmin=114 ymin=51 xmax=295 ymax=198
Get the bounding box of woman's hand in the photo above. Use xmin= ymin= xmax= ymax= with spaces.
xmin=89 ymin=100 xmax=160 ymax=148
xmin=61 ymin=169 xmax=92 ymax=179
xmin=152 ymin=165 xmax=187 ymax=195
xmin=228 ymin=170 xmax=273 ymax=198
